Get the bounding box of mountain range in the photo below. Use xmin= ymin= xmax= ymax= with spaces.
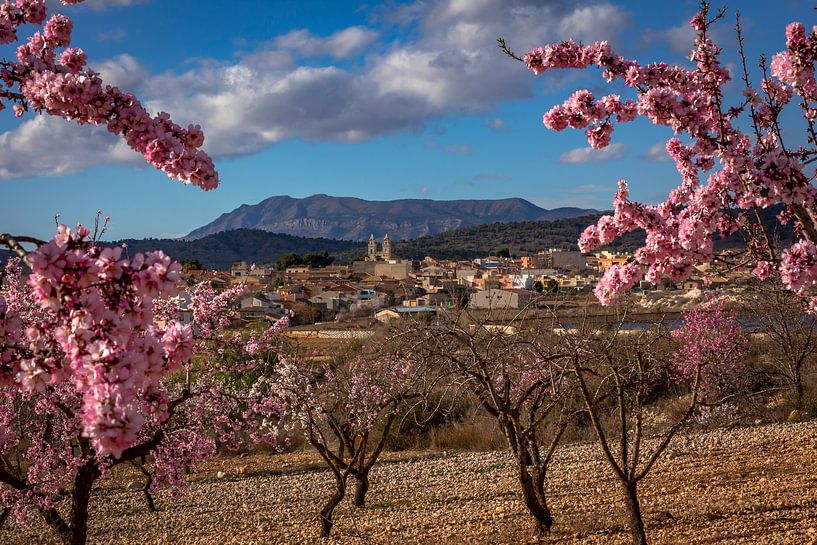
xmin=186 ymin=194 xmax=597 ymax=241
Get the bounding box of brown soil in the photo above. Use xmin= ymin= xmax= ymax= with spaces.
xmin=2 ymin=422 xmax=817 ymax=544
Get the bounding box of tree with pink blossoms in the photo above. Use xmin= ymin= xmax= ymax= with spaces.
xmin=671 ymin=298 xmax=749 ymax=402
xmin=501 ymin=2 xmax=817 ymax=307
xmin=0 ymin=0 xmax=222 ymax=462
xmin=267 ymin=347 xmax=426 ymax=537
xmin=0 ymin=233 xmax=287 ymax=545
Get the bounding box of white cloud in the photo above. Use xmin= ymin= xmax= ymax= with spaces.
xmin=274 ymin=26 xmax=379 ymax=59
xmin=94 ymin=54 xmax=149 ymax=90
xmin=642 ymin=141 xmax=671 ymax=162
xmin=570 ymin=183 xmax=612 ymax=192
xmin=557 ymin=3 xmax=630 ymax=43
xmin=559 ymin=142 xmax=625 ymax=164
xmin=665 ymin=23 xmax=696 ymax=54
xmin=659 ymin=20 xmax=723 ymax=55
xmin=0 ymin=116 xmax=140 ymax=179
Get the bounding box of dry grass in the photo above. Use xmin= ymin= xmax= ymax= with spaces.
xmin=428 ymin=414 xmax=507 ymax=451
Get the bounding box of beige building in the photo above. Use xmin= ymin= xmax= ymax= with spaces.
xmin=469 ymin=288 xmax=534 ymax=309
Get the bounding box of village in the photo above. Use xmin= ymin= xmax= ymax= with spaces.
xmin=176 ymin=234 xmax=757 ymax=329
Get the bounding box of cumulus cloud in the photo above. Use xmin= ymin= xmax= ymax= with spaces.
xmin=0 ymin=0 xmax=632 ymax=178
xmin=275 ymin=26 xmax=379 ymax=59
xmin=0 ymin=116 xmax=141 ymax=179
xmin=95 ymin=54 xmax=149 ymax=90
xmin=559 ymin=142 xmax=625 ymax=164
xmin=557 ymin=3 xmax=630 ymax=43
xmin=642 ymin=141 xmax=671 ymax=162
xmin=665 ymin=23 xmax=696 ymax=54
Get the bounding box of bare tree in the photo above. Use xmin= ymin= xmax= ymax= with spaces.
xmin=403 ymin=305 xmax=575 ymax=535
xmin=562 ymin=299 xmax=747 ymax=545
xmin=747 ymin=280 xmax=817 ymax=409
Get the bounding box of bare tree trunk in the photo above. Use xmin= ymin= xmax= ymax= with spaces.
xmin=40 ymin=464 xmax=100 ymax=545
xmin=352 ymin=471 xmax=369 ymax=508
xmin=320 ymin=471 xmax=347 ymax=537
xmin=795 ymin=379 xmax=805 ymax=410
xmin=516 ymin=452 xmax=553 ymax=535
xmin=622 ymin=481 xmax=648 ymax=545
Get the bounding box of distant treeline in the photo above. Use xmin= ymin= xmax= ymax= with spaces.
xmin=111 ymin=229 xmax=363 ymax=270
xmin=390 ymin=215 xmax=645 ymax=260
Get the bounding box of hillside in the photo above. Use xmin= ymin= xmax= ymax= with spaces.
xmin=389 ymin=215 xmax=643 ymax=260
xmin=112 ymin=229 xmax=362 ymax=270
xmin=186 ymin=194 xmax=597 ymax=241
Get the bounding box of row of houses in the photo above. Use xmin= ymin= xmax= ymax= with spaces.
xmin=181 ymin=247 xmax=755 ymax=323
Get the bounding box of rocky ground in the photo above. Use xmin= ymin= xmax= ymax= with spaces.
xmin=3 ymin=421 xmax=817 ymax=544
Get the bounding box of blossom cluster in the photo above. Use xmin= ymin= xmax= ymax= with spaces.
xmin=0 ymin=226 xmax=192 ymax=457
xmin=671 ymin=298 xmax=749 ymax=400
xmin=0 ymin=0 xmax=218 ymax=189
xmin=524 ymin=8 xmax=817 ymax=305
xmin=269 ymin=352 xmax=417 ymax=438
xmin=0 ymin=258 xmax=288 ymax=523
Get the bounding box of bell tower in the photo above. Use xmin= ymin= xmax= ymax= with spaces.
xmin=382 ymin=234 xmax=391 ymax=260
xmin=368 ymin=234 xmax=377 ymax=259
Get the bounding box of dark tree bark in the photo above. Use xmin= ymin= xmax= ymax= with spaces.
xmin=320 ymin=471 xmax=347 ymax=537
xmin=40 ymin=463 xmax=101 ymax=545
xmin=68 ymin=464 xmax=99 ymax=545
xmin=143 ymin=473 xmax=157 ymax=513
xmin=623 ymin=481 xmax=648 ymax=545
xmin=515 ymin=451 xmax=553 ymax=535
xmin=353 ymin=472 xmax=369 ymax=508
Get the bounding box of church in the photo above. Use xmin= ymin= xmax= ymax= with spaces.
xmin=366 ymin=234 xmax=392 ymax=261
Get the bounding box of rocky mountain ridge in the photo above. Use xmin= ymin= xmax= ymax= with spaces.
xmin=186 ymin=194 xmax=597 ymax=241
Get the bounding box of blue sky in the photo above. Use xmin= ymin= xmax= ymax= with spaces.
xmin=0 ymin=0 xmax=812 ymax=240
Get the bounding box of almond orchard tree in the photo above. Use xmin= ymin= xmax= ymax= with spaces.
xmin=502 ymin=2 xmax=817 ymax=307
xmin=0 ymin=237 xmax=288 ymax=545
xmin=408 ymin=308 xmax=576 ymax=536
xmin=745 ymin=280 xmax=817 ymax=409
xmin=563 ymin=301 xmax=747 ymax=545
xmin=267 ymin=350 xmax=427 ymax=538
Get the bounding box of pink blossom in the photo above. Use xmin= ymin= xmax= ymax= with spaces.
xmin=521 ymin=6 xmax=817 ymax=306
xmin=594 ymin=262 xmax=643 ymax=305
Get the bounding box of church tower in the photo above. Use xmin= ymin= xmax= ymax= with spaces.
xmin=368 ymin=234 xmax=377 ymax=259
xmin=382 ymin=234 xmax=391 ymax=260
